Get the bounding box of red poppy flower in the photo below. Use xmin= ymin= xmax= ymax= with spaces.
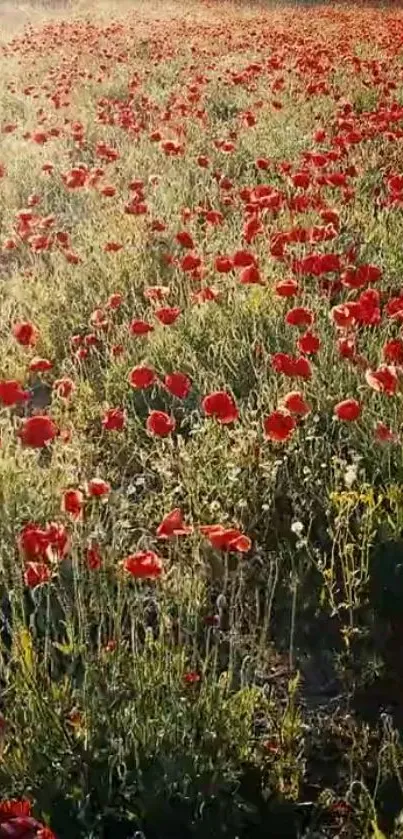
xmin=176 ymin=231 xmax=194 ymax=249
xmin=24 ymin=562 xmax=51 ymax=589
xmin=243 ymin=216 xmax=263 ymax=243
xmin=104 ymin=242 xmax=123 ymax=253
xmin=18 ymin=523 xmax=49 ymax=562
xmin=164 ymin=372 xmax=191 ymax=399
xmin=146 ymin=410 xmax=176 ymax=436
xmin=157 ymin=508 xmax=193 ymax=539
xmin=62 ymin=489 xmax=84 ymax=519
xmin=215 ymin=255 xmax=233 ymax=273
xmin=181 ymin=252 xmax=201 ymax=272
xmin=0 ymin=380 xmax=29 ymax=407
xmin=202 ymin=391 xmax=238 ymax=424
xmin=128 ymin=366 xmax=156 ymax=389
xmin=239 ymin=264 xmax=263 ymax=285
xmin=374 ymin=422 xmax=398 ymax=443
xmin=263 ymin=410 xmax=296 ymax=442
xmin=87 ymin=478 xmax=110 ymax=497
xmin=129 ymin=319 xmax=154 ymax=335
xmin=0 ymin=801 xmax=31 ymax=823
xmin=86 ymin=543 xmax=103 ymax=570
xmin=28 ymin=357 xmax=53 ymax=373
xmin=337 ymin=336 xmax=356 ymax=360
xmin=271 ymin=353 xmax=312 ymax=379
xmin=334 ymin=399 xmax=361 ymax=421
xmin=200 ymin=525 xmax=251 ymax=552
xmin=383 ymin=338 xmax=403 ymax=365
xmin=19 ymin=415 xmax=59 ymax=448
xmin=233 ymin=250 xmax=256 ymax=268
xmin=275 ymin=279 xmax=299 ymax=298
xmin=255 ymin=157 xmax=270 ymax=170
xmin=281 ymin=391 xmax=311 ymax=416
xmin=192 ymin=286 xmax=220 ymax=304
xmin=183 ymin=672 xmax=201 ymax=685
xmin=155 ymin=307 xmax=181 ymax=325
xmin=2 ymin=239 xmax=17 ymax=251
xmin=365 ymin=365 xmax=398 ymax=396
xmin=102 ymin=407 xmax=126 ymax=431
xmin=12 ymin=321 xmax=38 ymax=347
xmin=144 ymin=285 xmax=170 ymax=302
xmin=123 ymin=551 xmax=163 ymax=579
xmin=106 ymin=293 xmax=123 ymax=310
xmin=64 ymin=250 xmax=81 ymax=265
xmin=331 ymin=303 xmax=358 ymax=329
xmin=45 ymin=522 xmax=70 ymax=559
xmin=297 ymin=331 xmax=321 ymax=355
xmin=285 ymin=307 xmax=314 ymax=328
xmin=53 ymin=378 xmax=75 ymax=399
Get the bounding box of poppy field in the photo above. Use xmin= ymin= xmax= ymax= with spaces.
xmin=2 ymin=0 xmax=403 ymax=836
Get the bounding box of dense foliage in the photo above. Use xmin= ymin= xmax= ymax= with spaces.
xmin=1 ymin=2 xmax=403 ymax=836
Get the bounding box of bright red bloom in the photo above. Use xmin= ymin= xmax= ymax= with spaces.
xmin=38 ymin=827 xmax=56 ymax=838
xmin=334 ymin=398 xmax=361 ymax=421
xmin=53 ymin=378 xmax=75 ymax=399
xmin=18 ymin=523 xmax=49 ymax=562
xmin=102 ymin=407 xmax=126 ymax=431
xmin=365 ymin=365 xmax=398 ymax=396
xmin=374 ymin=422 xmax=398 ymax=443
xmin=157 ymin=508 xmax=193 ymax=539
xmin=192 ymin=286 xmax=220 ymax=304
xmin=239 ymin=264 xmax=263 ymax=285
xmin=164 ymin=372 xmax=191 ymax=399
xmin=155 ymin=307 xmax=181 ymax=325
xmin=106 ymin=293 xmax=123 ymax=310
xmin=297 ymin=331 xmax=321 ymax=355
xmin=87 ymin=478 xmax=110 ymax=497
xmin=146 ymin=410 xmax=176 ymax=436
xmin=337 ymin=336 xmax=356 ymax=360
xmin=281 ymin=391 xmax=311 ymax=416
xmin=144 ymin=286 xmax=170 ymax=302
xmin=62 ymin=489 xmax=84 ymax=519
xmin=275 ymin=279 xmax=299 ymax=298
xmin=233 ymin=250 xmax=256 ymax=268
xmin=285 ymin=307 xmax=314 ymax=328
xmin=202 ymin=391 xmax=238 ymax=424
xmin=0 ymin=380 xmax=29 ymax=407
xmin=86 ymin=543 xmax=103 ymax=570
xmin=181 ymin=252 xmax=201 ymax=272
xmin=356 ymin=289 xmax=381 ymax=326
xmin=19 ymin=415 xmax=58 ymax=448
xmin=331 ymin=303 xmax=358 ymax=329
xmin=104 ymin=242 xmax=123 ymax=253
xmin=271 ymin=353 xmax=312 ymax=379
xmin=183 ymin=672 xmax=201 ymax=685
xmin=383 ymin=338 xmax=403 ymax=365
xmin=28 ymin=357 xmax=53 ymax=373
xmin=176 ymin=231 xmax=194 ymax=249
xmin=123 ymin=551 xmax=163 ymax=579
xmin=12 ymin=321 xmax=38 ymax=347
xmin=0 ymin=801 xmax=31 ymax=823
xmin=263 ymin=410 xmax=296 ymax=442
xmin=386 ymin=295 xmax=403 ymax=321
xmin=129 ymin=319 xmax=154 ymax=335
xmin=200 ymin=525 xmax=251 ymax=553
xmin=24 ymin=562 xmax=51 ymax=588
xmin=128 ymin=366 xmax=156 ymax=389
xmin=45 ymin=523 xmax=70 ymax=560
xmin=215 ymin=255 xmax=233 ymax=273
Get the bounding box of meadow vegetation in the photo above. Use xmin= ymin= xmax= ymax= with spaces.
xmin=1 ymin=1 xmax=403 ymax=836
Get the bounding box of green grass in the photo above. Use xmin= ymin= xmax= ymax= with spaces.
xmin=1 ymin=1 xmax=403 ymax=837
